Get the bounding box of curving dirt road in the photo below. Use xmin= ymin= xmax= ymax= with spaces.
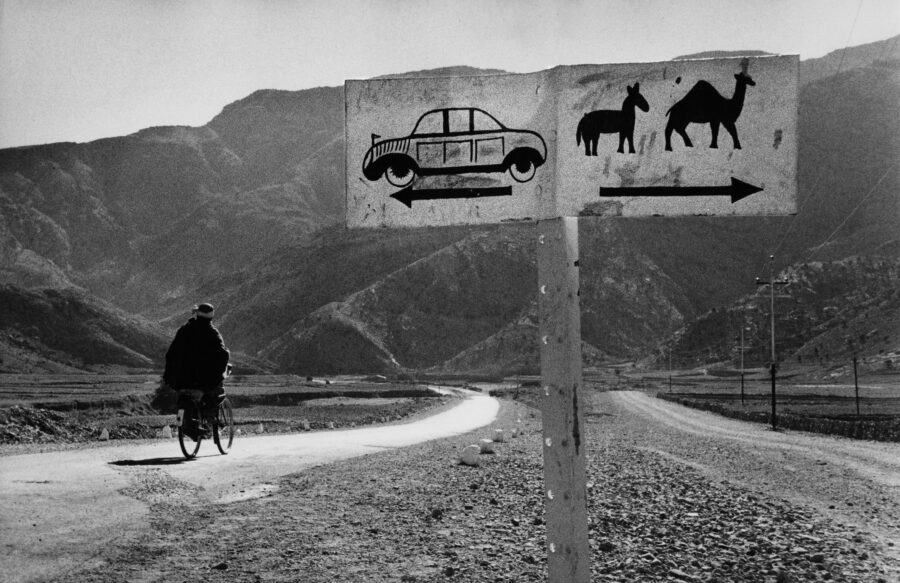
xmin=604 ymin=391 xmax=900 ymax=576
xmin=0 ymin=392 xmax=498 ymax=583
xmin=3 ymin=389 xmax=898 ymax=582
xmin=612 ymin=391 xmax=900 ymax=487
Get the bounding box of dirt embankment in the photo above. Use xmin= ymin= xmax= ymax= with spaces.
xmin=0 ymin=379 xmax=455 ymax=457
xmin=41 ymin=389 xmax=900 ymax=583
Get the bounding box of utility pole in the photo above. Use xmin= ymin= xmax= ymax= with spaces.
xmin=756 ymin=255 xmax=788 ymax=430
xmin=668 ymin=348 xmax=673 ymax=392
xmin=853 ymin=355 xmax=860 ymax=416
xmin=739 ymin=325 xmax=747 ymax=405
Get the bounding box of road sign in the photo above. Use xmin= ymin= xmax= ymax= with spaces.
xmin=343 ymin=56 xmax=798 ymax=583
xmin=346 ymin=73 xmax=556 ymax=227
xmin=345 ymin=56 xmax=798 ymax=228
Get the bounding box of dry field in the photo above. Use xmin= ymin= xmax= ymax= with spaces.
xmin=637 ymin=368 xmax=900 ymax=441
xmin=0 ymin=373 xmax=454 ymax=449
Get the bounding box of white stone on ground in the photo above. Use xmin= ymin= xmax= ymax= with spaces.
xmin=460 ymin=445 xmax=480 ymax=466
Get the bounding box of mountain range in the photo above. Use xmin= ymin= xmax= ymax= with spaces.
xmin=0 ymin=39 xmax=897 ymax=375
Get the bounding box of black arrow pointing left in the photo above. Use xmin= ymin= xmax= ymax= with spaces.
xmin=390 ymin=186 xmax=513 ymax=208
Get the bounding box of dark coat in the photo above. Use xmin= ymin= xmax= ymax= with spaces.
xmin=163 ymin=317 xmax=230 ymax=391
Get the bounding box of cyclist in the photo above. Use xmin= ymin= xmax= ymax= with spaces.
xmin=163 ymin=303 xmax=230 ymax=441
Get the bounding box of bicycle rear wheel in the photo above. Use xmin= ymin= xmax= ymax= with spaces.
xmin=178 ymin=402 xmax=202 ymax=459
xmin=214 ymin=397 xmax=234 ymax=455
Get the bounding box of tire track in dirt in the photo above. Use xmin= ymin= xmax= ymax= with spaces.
xmin=611 ymin=391 xmax=900 ymax=488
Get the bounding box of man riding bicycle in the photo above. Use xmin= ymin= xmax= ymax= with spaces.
xmin=163 ymin=303 xmax=230 ymax=441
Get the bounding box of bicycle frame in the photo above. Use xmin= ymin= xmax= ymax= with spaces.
xmin=176 ymin=387 xmax=233 ymax=459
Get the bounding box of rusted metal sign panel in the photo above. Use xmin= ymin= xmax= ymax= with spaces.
xmin=345 ymin=55 xmax=798 ymax=228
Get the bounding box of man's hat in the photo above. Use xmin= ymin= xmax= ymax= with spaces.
xmin=192 ymin=303 xmax=215 ymax=318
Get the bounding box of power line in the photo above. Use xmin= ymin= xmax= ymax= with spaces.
xmin=835 ymin=0 xmax=865 ymax=74
xmin=802 ymin=164 xmax=897 ymax=263
xmin=757 ymin=0 xmax=867 ymax=277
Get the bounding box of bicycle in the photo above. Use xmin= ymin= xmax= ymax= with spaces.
xmin=176 ymin=366 xmax=235 ymax=459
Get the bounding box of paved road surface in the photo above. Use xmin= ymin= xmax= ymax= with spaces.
xmin=0 ymin=392 xmax=499 ymax=583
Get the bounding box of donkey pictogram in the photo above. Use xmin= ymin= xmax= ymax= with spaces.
xmin=664 ymin=60 xmax=756 ymax=151
xmin=576 ymin=83 xmax=650 ymax=156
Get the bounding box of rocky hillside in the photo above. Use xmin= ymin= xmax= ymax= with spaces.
xmin=0 ymin=285 xmax=170 ymax=373
xmin=0 ymin=42 xmax=897 ymax=374
xmin=665 ymin=256 xmax=900 ymax=372
xmin=208 ymin=212 xmax=823 ymax=375
xmin=0 ymin=89 xmax=346 ymax=321
xmin=801 ymin=36 xmax=900 ymax=85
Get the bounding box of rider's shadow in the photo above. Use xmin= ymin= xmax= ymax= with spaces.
xmin=109 ymin=457 xmax=192 ymax=466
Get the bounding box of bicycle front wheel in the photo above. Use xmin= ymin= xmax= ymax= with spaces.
xmin=214 ymin=397 xmax=234 ymax=455
xmin=178 ymin=403 xmax=202 ymax=459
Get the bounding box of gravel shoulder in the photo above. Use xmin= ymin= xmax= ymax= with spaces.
xmin=36 ymin=389 xmax=900 ymax=583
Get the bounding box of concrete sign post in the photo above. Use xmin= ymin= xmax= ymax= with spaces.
xmin=537 ymin=217 xmax=591 ymax=580
xmin=345 ymin=55 xmax=798 ymax=583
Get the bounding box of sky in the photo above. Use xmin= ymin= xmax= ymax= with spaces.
xmin=1 ymin=0 xmax=898 ymax=149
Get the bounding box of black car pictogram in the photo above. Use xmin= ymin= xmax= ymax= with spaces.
xmin=362 ymin=108 xmax=547 ymax=188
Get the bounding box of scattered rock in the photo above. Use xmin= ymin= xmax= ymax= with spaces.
xmin=459 ymin=445 xmax=480 ymax=466
xmin=597 ymin=540 xmax=615 ymax=552
xmin=28 ymin=392 xmax=894 ymax=583
xmin=669 ymin=567 xmax=697 ymax=581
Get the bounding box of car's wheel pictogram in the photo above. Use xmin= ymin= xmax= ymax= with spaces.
xmin=506 ymin=148 xmax=542 ymax=183
xmin=385 ymin=160 xmax=416 ymax=188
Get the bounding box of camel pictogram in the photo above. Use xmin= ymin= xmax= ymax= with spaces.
xmin=576 ymin=83 xmax=650 ymax=156
xmin=664 ymin=60 xmax=756 ymax=151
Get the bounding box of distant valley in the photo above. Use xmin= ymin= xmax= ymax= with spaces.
xmin=0 ymin=41 xmax=897 ymax=376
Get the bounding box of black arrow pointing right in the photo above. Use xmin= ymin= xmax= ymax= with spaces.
xmin=599 ymin=177 xmax=763 ymax=204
